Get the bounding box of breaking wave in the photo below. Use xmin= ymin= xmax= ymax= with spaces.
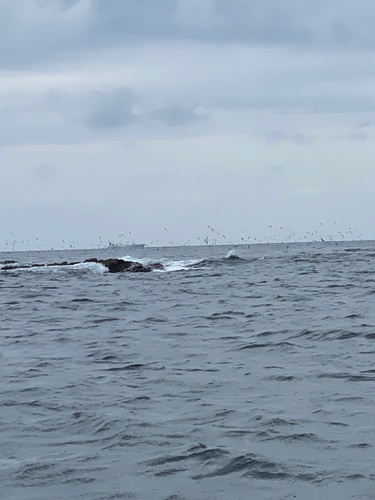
xmin=0 ymin=250 xmax=254 ymax=275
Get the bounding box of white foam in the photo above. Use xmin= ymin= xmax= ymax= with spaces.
xmin=162 ymin=258 xmax=204 ymax=272
xmin=120 ymin=255 xmax=156 ymax=266
xmin=120 ymin=255 xmax=137 ymax=262
xmin=121 ymin=254 xmax=204 ymax=272
xmin=1 ymin=262 xmax=107 ymax=274
xmin=225 ymin=249 xmax=239 ymax=259
xmin=71 ymin=262 xmax=107 ymax=274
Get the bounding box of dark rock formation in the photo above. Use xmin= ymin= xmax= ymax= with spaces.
xmin=92 ymin=258 xmax=164 ymax=273
xmin=85 ymin=258 xmax=133 ymax=273
xmin=103 ymin=259 xmax=133 ymax=272
xmin=147 ymin=262 xmax=164 ymax=271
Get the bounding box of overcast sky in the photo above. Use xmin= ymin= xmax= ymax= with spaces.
xmin=1 ymin=0 xmax=375 ymax=250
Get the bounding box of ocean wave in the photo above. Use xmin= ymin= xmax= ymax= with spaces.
xmin=0 ymin=249 xmax=254 ymax=275
xmin=0 ymin=261 xmax=107 ymax=274
xmin=225 ymin=249 xmax=244 ymax=260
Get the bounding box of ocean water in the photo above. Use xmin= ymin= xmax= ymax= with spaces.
xmin=1 ymin=241 xmax=375 ymax=500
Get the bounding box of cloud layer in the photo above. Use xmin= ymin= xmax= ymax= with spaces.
xmin=1 ymin=0 xmax=375 ymax=248
xmin=2 ymin=0 xmax=375 ymax=69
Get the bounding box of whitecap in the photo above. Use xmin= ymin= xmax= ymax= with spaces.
xmin=225 ymin=249 xmax=239 ymax=259
xmin=162 ymin=258 xmax=204 ymax=272
xmin=71 ymin=262 xmax=107 ymax=274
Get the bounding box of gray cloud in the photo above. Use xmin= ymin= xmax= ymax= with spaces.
xmin=32 ymin=163 xmax=58 ymax=180
xmin=259 ymin=164 xmax=287 ymax=186
xmin=86 ymin=92 xmax=203 ymax=130
xmin=0 ymin=1 xmax=86 ymax=69
xmin=91 ymin=0 xmax=179 ymax=41
xmin=0 ymin=85 xmax=210 ymax=148
xmin=151 ymin=105 xmax=204 ymax=127
xmin=89 ymin=0 xmax=375 ymax=51
xmin=260 ymin=129 xmax=314 ymax=146
xmin=346 ymin=131 xmax=368 ymax=141
xmin=85 ymin=87 xmax=138 ymax=129
xmin=357 ymin=121 xmax=371 ymax=129
xmin=209 ymin=1 xmax=375 ymax=50
xmin=37 ymin=0 xmax=79 ymax=10
xmin=213 ymin=93 xmax=375 ymax=114
xmin=1 ymin=1 xmax=375 ymax=69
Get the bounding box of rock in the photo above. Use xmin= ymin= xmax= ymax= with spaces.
xmin=100 ymin=259 xmax=133 ymax=273
xmin=148 ymin=262 xmax=164 ymax=271
xmin=47 ymin=261 xmax=79 ymax=267
xmin=84 ymin=258 xmax=165 ymax=273
xmin=128 ymin=262 xmax=150 ymax=273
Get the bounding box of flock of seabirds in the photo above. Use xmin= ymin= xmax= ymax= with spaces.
xmin=1 ymin=223 xmax=363 ymax=253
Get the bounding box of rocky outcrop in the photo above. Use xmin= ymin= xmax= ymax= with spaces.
xmin=84 ymin=258 xmax=164 ymax=273
xmin=1 ymin=258 xmax=164 ymax=273
xmin=84 ymin=258 xmax=133 ymax=272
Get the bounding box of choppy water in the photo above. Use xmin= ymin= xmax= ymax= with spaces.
xmin=1 ymin=242 xmax=375 ymax=500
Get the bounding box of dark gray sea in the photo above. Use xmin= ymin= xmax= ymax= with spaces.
xmin=1 ymin=242 xmax=375 ymax=500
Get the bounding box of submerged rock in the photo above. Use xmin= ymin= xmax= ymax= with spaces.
xmin=1 ymin=261 xmax=79 ymax=271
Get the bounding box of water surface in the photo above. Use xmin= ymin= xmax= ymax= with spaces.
xmin=1 ymin=242 xmax=375 ymax=499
